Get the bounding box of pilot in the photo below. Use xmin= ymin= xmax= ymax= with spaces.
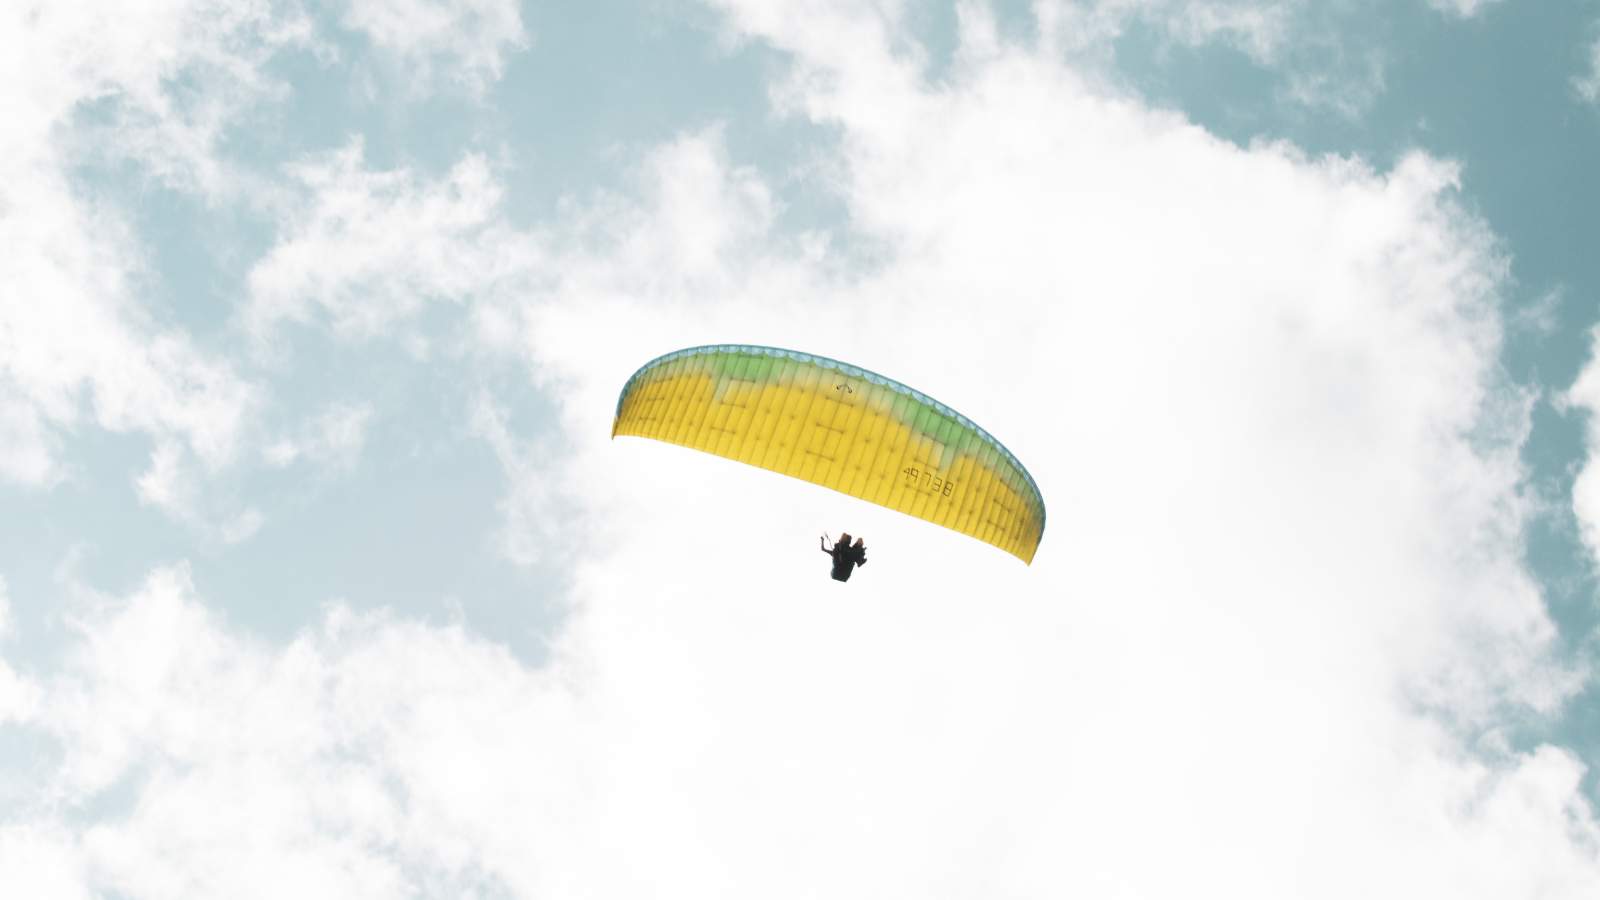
xmin=821 ymin=532 xmax=868 ymax=582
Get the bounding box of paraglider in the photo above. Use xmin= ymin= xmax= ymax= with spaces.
xmin=611 ymin=344 xmax=1046 ymax=567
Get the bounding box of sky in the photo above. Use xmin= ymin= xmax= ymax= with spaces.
xmin=3 ymin=0 xmax=1600 ymax=896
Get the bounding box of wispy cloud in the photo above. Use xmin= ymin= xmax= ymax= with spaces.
xmin=0 ymin=0 xmax=528 ymax=526
xmin=340 ymin=0 xmax=527 ymax=95
xmin=263 ymin=401 xmax=374 ymax=471
xmin=246 ymin=140 xmax=536 ymax=352
xmin=1423 ymin=0 xmax=1506 ymax=19
xmin=1559 ymin=328 xmax=1600 ymax=563
xmin=470 ymin=393 xmax=581 ymax=567
xmin=1576 ymin=32 xmax=1600 ymax=103
xmin=22 ymin=0 xmax=319 ymax=198
xmin=0 ymin=0 xmax=315 ymax=519
xmin=0 ymin=171 xmax=258 ymax=502
xmin=1026 ymin=0 xmax=1394 ymax=118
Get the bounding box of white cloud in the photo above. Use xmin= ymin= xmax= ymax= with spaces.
xmin=1576 ymin=32 xmax=1600 ymax=103
xmin=470 ymin=394 xmax=578 ymax=567
xmin=247 ymin=128 xmax=776 ymax=361
xmin=0 ymin=384 xmax=63 ymax=488
xmin=0 ymin=0 xmax=527 ymax=517
xmin=1423 ymin=0 xmax=1506 ymax=19
xmin=340 ymin=0 xmax=527 ymax=95
xmin=0 ymin=560 xmax=1004 ymax=899
xmin=0 ymin=169 xmax=257 ymax=498
xmin=1562 ymin=327 xmax=1600 ymax=563
xmin=263 ymin=401 xmax=374 ymax=471
xmin=0 ymin=519 xmax=1593 ymax=899
xmin=0 ymin=0 xmax=304 ymax=506
xmin=7 ymin=0 xmax=317 ymax=198
xmin=1022 ymin=0 xmax=1393 ymax=117
xmin=1165 ymin=0 xmax=1287 ymax=59
xmin=1509 ymin=288 xmax=1563 ymax=336
xmin=1014 ymin=0 xmax=1294 ymax=63
xmin=246 ymin=140 xmax=537 ymax=352
xmin=0 ymin=566 xmax=587 ymax=897
xmin=479 ymin=4 xmax=1590 ymax=892
xmin=220 ymin=508 xmax=266 ymax=544
xmin=0 ymin=576 xmax=40 ymax=728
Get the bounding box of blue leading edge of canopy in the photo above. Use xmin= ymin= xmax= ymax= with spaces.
xmin=615 ymin=344 xmax=1045 ymax=524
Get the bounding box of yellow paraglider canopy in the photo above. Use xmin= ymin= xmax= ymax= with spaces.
xmin=612 ymin=345 xmax=1045 ymax=564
